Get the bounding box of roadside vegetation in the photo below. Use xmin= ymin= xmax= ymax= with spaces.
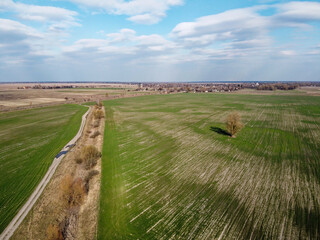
xmin=43 ymin=104 xmax=103 ymax=240
xmin=99 ymin=93 xmax=320 ymax=239
xmin=0 ymin=104 xmax=87 ymax=233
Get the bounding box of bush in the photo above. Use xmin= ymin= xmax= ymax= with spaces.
xmin=60 ymin=175 xmax=86 ymax=208
xmin=93 ymin=110 xmax=104 ymax=120
xmin=74 ymin=157 xmax=82 ymax=164
xmin=46 ymin=224 xmax=63 ymax=240
xmin=86 ymin=170 xmax=99 ymax=181
xmin=84 ymin=170 xmax=99 ymax=193
xmin=93 ymin=120 xmax=100 ymax=128
xmin=90 ymin=131 xmax=100 ymax=138
xmin=81 ymin=145 xmax=101 ymax=169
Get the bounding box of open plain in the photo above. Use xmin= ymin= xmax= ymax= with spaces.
xmin=99 ymin=93 xmax=320 ymax=239
xmin=0 ymin=83 xmax=150 ymax=112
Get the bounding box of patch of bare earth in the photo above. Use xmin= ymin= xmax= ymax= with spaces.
xmin=12 ymin=105 xmax=105 ymax=240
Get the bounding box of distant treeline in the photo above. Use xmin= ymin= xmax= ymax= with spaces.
xmin=257 ymin=83 xmax=299 ymax=91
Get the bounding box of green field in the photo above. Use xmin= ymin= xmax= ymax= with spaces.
xmin=0 ymin=104 xmax=87 ymax=232
xmin=99 ymin=93 xmax=320 ymax=239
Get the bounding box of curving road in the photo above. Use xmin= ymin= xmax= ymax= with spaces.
xmin=0 ymin=106 xmax=90 ymax=240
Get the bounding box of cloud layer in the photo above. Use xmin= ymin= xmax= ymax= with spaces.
xmin=0 ymin=1 xmax=320 ymax=82
xmin=66 ymin=0 xmax=183 ymax=24
xmin=0 ymin=0 xmax=78 ymax=26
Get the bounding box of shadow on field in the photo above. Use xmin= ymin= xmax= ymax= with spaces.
xmin=293 ymin=205 xmax=320 ymax=239
xmin=210 ymin=127 xmax=231 ymax=136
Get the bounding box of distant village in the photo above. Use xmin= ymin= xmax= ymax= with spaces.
xmin=17 ymin=82 xmax=320 ymax=94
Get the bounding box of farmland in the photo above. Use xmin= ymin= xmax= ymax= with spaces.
xmin=99 ymin=93 xmax=320 ymax=239
xmin=0 ymin=104 xmax=87 ymax=232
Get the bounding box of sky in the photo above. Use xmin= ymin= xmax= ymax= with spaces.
xmin=0 ymin=0 xmax=320 ymax=82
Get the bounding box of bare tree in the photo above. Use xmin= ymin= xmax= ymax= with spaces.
xmin=226 ymin=112 xmax=244 ymax=137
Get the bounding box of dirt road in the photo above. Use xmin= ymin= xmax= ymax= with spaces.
xmin=0 ymin=106 xmax=90 ymax=240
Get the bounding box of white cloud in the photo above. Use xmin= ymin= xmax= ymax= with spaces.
xmin=172 ymin=7 xmax=270 ymax=37
xmin=280 ymin=50 xmax=296 ymax=56
xmin=0 ymin=18 xmax=48 ymax=64
xmin=0 ymin=18 xmax=42 ymax=40
xmin=127 ymin=14 xmax=162 ymax=25
xmin=171 ymin=7 xmax=270 ymax=48
xmin=106 ymin=28 xmax=176 ymax=49
xmin=0 ymin=0 xmax=78 ymax=28
xmin=62 ymin=28 xmax=178 ymax=64
xmin=170 ymin=1 xmax=320 ymax=61
xmin=66 ymin=0 xmax=183 ymax=24
xmin=275 ymin=1 xmax=320 ymax=22
xmin=306 ymin=50 xmax=320 ymax=55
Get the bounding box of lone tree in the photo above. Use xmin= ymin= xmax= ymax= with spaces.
xmin=226 ymin=112 xmax=244 ymax=137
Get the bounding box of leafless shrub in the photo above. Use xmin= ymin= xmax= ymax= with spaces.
xmin=90 ymin=131 xmax=101 ymax=138
xmin=74 ymin=157 xmax=82 ymax=164
xmin=87 ymin=169 xmax=99 ymax=179
xmin=93 ymin=110 xmax=104 ymax=120
xmin=60 ymin=175 xmax=86 ymax=208
xmin=81 ymin=145 xmax=101 ymax=169
xmin=226 ymin=112 xmax=244 ymax=137
xmin=93 ymin=120 xmax=100 ymax=128
xmin=86 ymin=130 xmax=91 ymax=134
xmin=84 ymin=170 xmax=99 ymax=193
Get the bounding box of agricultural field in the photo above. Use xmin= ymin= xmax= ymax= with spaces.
xmin=0 ymin=104 xmax=87 ymax=232
xmin=99 ymin=93 xmax=320 ymax=239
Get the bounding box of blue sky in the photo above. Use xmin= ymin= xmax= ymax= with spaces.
xmin=0 ymin=0 xmax=320 ymax=82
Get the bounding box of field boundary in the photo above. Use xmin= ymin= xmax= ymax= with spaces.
xmin=0 ymin=106 xmax=90 ymax=240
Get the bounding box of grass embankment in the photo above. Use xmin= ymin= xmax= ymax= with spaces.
xmin=0 ymin=104 xmax=87 ymax=232
xmin=99 ymin=94 xmax=320 ymax=239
